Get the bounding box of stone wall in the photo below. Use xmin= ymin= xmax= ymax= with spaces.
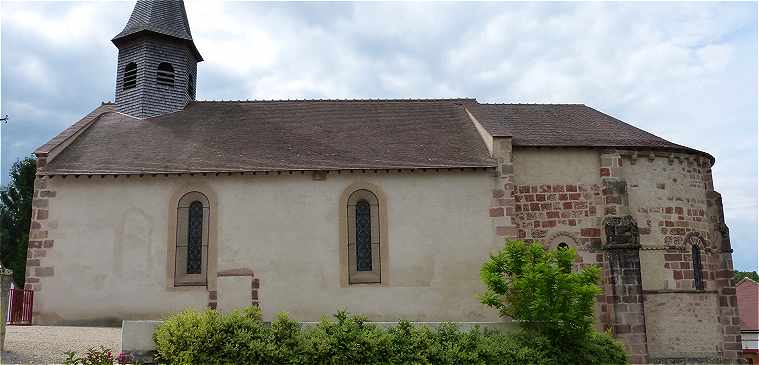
xmin=624 ymin=154 xmax=713 ymax=253
xmin=25 ymin=174 xmax=56 ymax=293
xmin=644 ymin=292 xmax=722 ymax=359
xmin=603 ymin=246 xmax=648 ymax=363
xmin=512 ymin=182 xmax=603 ymax=243
xmin=621 ymin=151 xmax=742 ymax=361
xmin=500 ymin=146 xmax=741 ymax=363
xmin=489 ymin=137 xmax=518 ymax=240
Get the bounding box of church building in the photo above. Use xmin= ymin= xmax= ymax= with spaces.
xmin=25 ymin=1 xmax=742 ymax=363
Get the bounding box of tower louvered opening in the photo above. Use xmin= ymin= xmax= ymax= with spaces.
xmin=123 ymin=62 xmax=138 ymax=90
xmin=157 ymin=62 xmax=175 ymax=87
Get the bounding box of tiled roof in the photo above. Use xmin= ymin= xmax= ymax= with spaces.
xmin=112 ymin=0 xmax=201 ymax=61
xmin=42 ymin=99 xmax=495 ymax=175
xmin=39 ymin=99 xmax=712 ymax=175
xmin=35 ymin=103 xmax=116 ymax=156
xmin=738 ymin=278 xmax=759 ymax=331
xmin=468 ymin=103 xmax=701 ymax=154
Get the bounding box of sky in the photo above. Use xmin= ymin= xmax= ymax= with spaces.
xmin=0 ymin=1 xmax=756 ymax=271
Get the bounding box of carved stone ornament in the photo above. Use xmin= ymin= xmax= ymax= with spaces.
xmin=685 ymin=232 xmax=705 ymax=248
xmin=603 ymin=215 xmax=639 ymax=246
xmin=719 ymin=223 xmax=731 ymax=252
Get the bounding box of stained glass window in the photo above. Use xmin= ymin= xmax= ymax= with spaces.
xmin=355 ymin=199 xmax=372 ymax=272
xmin=692 ymin=240 xmax=704 ymax=290
xmin=187 ymin=201 xmax=203 ymax=274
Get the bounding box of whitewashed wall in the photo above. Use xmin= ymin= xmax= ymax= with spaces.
xmin=35 ymin=171 xmax=501 ymax=324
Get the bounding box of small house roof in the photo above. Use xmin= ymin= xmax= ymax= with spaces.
xmin=738 ymin=277 xmax=759 ymax=331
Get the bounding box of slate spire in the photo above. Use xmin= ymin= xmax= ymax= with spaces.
xmin=112 ymin=0 xmax=202 ymax=119
xmin=112 ymin=0 xmax=201 ymax=61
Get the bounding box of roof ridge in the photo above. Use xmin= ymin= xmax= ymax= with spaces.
xmin=478 ymin=102 xmax=586 ymax=106
xmin=193 ymin=98 xmax=476 ymax=103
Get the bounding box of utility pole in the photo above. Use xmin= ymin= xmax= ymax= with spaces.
xmin=0 ymin=114 xmax=7 ymax=186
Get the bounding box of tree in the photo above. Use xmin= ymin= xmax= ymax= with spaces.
xmin=735 ymin=270 xmax=759 ymax=282
xmin=0 ymin=155 xmax=36 ymax=286
xmin=479 ymin=240 xmax=601 ymax=342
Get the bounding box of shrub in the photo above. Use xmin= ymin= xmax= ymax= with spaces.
xmin=510 ymin=330 xmax=627 ymax=365
xmin=422 ymin=324 xmax=558 ymax=365
xmin=301 ymin=311 xmax=390 ymax=364
xmin=268 ymin=312 xmax=306 ymax=363
xmin=566 ymin=330 xmax=628 ymax=365
xmin=479 ymin=240 xmax=601 ymax=340
xmin=153 ymin=306 xmax=270 ymax=365
xmin=479 ymin=240 xmax=628 ymax=364
xmin=385 ymin=320 xmax=434 ymax=364
xmin=63 ymin=346 xmax=114 ymax=365
xmin=153 ymin=308 xmax=622 ymax=365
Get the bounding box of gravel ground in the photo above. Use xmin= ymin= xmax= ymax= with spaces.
xmin=1 ymin=325 xmax=121 ymax=365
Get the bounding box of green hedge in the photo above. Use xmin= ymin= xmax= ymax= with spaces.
xmin=153 ymin=308 xmax=627 ymax=365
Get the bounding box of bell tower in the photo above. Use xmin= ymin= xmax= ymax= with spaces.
xmin=112 ymin=0 xmax=202 ymax=119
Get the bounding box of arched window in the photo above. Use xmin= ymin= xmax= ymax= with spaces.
xmin=157 ymin=62 xmax=175 ymax=87
xmin=347 ymin=189 xmax=381 ymax=284
xmin=691 ymin=240 xmax=705 ymax=290
xmin=123 ymin=62 xmax=137 ymax=90
xmin=547 ymin=232 xmax=579 ymax=251
xmin=187 ymin=73 xmax=195 ymax=99
xmin=175 ymin=192 xmax=209 ymax=285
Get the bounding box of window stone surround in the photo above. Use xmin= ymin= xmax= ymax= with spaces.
xmin=338 ymin=182 xmax=389 ymax=288
xmin=166 ymin=184 xmax=218 ymax=295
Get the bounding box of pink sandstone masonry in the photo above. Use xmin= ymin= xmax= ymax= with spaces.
xmin=490 ymin=138 xmax=517 ymax=239
xmin=26 ymin=173 xmax=56 ymax=295
xmin=512 ymin=183 xmax=602 ymax=243
xmin=487 ymin=145 xmax=742 ymax=363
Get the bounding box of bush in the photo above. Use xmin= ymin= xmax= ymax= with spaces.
xmin=480 ymin=240 xmax=601 ymax=341
xmin=511 ymin=330 xmax=627 ymax=365
xmin=423 ymin=323 xmax=544 ymax=365
xmin=153 ymin=306 xmax=273 ymax=365
xmin=300 ymin=311 xmax=388 ymax=364
xmin=153 ymin=308 xmax=625 ymax=365
xmin=63 ymin=346 xmax=115 ymax=365
xmin=479 ymin=240 xmax=628 ymax=364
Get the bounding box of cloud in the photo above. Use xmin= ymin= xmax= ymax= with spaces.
xmin=1 ymin=1 xmax=756 ymax=270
